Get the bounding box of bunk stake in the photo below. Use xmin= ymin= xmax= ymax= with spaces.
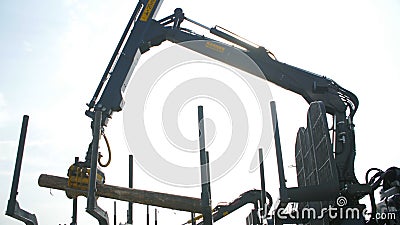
xmin=191 ymin=212 xmax=196 ymax=225
xmin=70 ymin=157 xmax=79 ymax=225
xmin=270 ymin=101 xmax=288 ymax=202
xmin=146 ymin=205 xmax=149 ymax=225
xmin=127 ymin=155 xmax=133 ymax=224
xmin=114 ymin=201 xmax=117 ymax=225
xmin=5 ymin=115 xmax=38 ymax=225
xmin=155 ymin=208 xmax=158 ymax=225
xmin=197 ymin=106 xmax=213 ymax=225
xmin=258 ymin=148 xmax=266 ymax=217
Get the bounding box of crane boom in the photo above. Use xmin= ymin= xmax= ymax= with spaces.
xmin=83 ymin=2 xmax=358 ymax=187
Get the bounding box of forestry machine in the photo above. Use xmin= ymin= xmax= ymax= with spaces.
xmin=66 ymin=1 xmax=399 ymax=224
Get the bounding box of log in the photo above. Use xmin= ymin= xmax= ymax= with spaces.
xmin=38 ymin=174 xmax=202 ymax=213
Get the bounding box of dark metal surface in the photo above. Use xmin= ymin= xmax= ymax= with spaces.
xmin=72 ymin=2 xmax=374 ymax=223
xmin=155 ymin=208 xmax=158 ymax=225
xmin=191 ymin=213 xmax=196 ymax=225
xmin=246 ymin=209 xmax=258 ymax=225
xmin=128 ymin=154 xmax=133 ymax=224
xmin=270 ymin=101 xmax=288 ymax=201
xmin=70 ymin=157 xmax=79 ymax=225
xmin=198 ymin=190 xmax=272 ymax=225
xmin=146 ymin=205 xmax=149 ymax=225
xmin=5 ymin=115 xmax=38 ymax=225
xmin=258 ymin=148 xmax=267 ymax=216
xmin=294 ymin=101 xmax=339 ymax=225
xmin=87 ymin=110 xmax=109 ymax=225
xmin=271 ymin=102 xmax=340 ymax=225
xmin=83 ymin=3 xmax=359 ymax=199
xmin=156 ymin=10 xmax=358 ymax=186
xmin=87 ymin=1 xmax=147 ymax=110
xmin=113 ymin=201 xmax=116 ymax=225
xmin=198 ymin=106 xmax=213 ymax=225
xmin=85 ymin=0 xmax=165 ymax=126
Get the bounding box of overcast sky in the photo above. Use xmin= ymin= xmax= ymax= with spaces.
xmin=1 ymin=1 xmax=399 ymax=225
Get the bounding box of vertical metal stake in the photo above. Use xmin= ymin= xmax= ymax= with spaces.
xmin=8 ymin=115 xmax=30 ymax=207
xmin=146 ymin=205 xmax=149 ymax=225
xmin=6 ymin=115 xmax=38 ymax=225
xmin=205 ymin=151 xmax=211 ymax=199
xmin=127 ymin=155 xmax=133 ymax=224
xmin=71 ymin=157 xmax=79 ymax=225
xmin=191 ymin=213 xmax=196 ymax=225
xmin=114 ymin=201 xmax=116 ymax=225
xmin=154 ymin=208 xmax=157 ymax=225
xmin=198 ymin=106 xmax=213 ymax=225
xmin=270 ymin=101 xmax=288 ymax=202
xmin=258 ymin=148 xmax=266 ymax=216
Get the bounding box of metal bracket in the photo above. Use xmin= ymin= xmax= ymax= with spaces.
xmin=6 ymin=201 xmax=38 ymax=225
xmin=87 ymin=110 xmax=109 ymax=225
xmin=6 ymin=115 xmax=38 ymax=225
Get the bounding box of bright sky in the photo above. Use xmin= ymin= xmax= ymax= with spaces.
xmin=1 ymin=0 xmax=399 ymax=225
